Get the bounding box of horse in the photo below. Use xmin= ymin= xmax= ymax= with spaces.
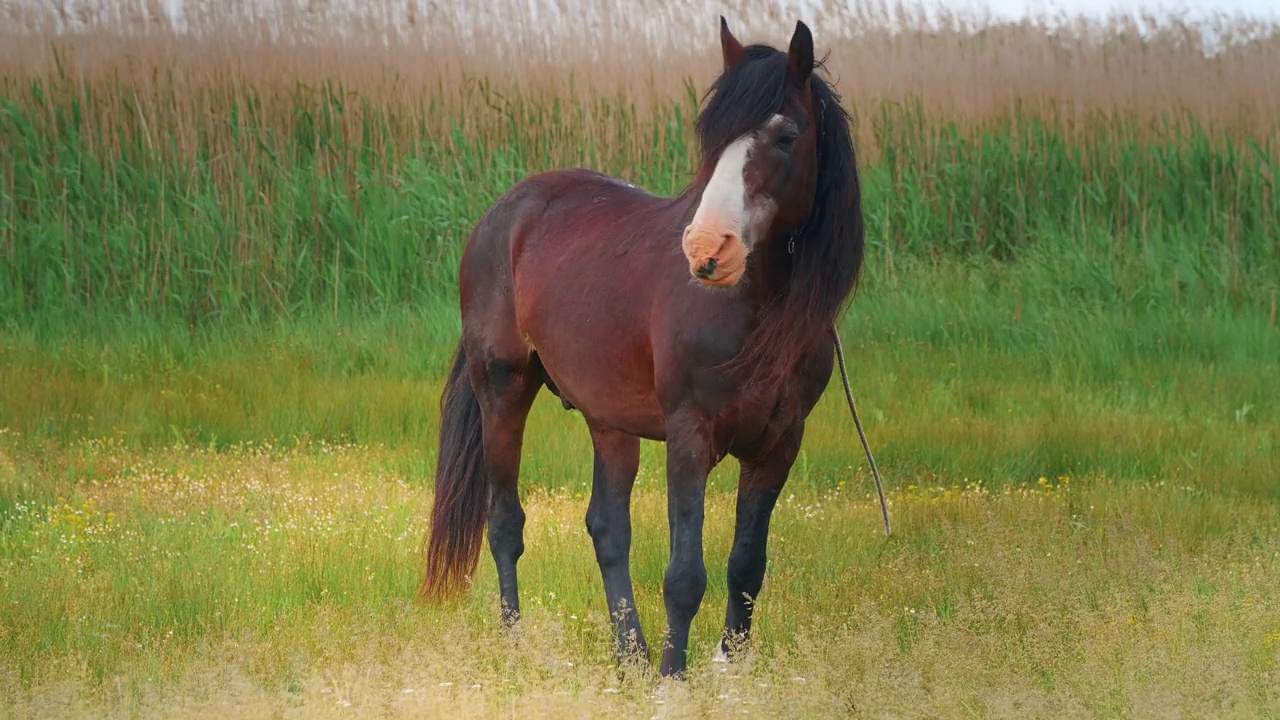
xmin=418 ymin=16 xmax=865 ymax=678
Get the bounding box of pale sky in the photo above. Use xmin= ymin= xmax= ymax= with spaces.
xmin=975 ymin=0 xmax=1280 ymax=22
xmin=828 ymin=0 xmax=1280 ymax=49
xmin=33 ymin=0 xmax=1280 ymax=42
xmin=983 ymin=0 xmax=1280 ymax=17
xmin=864 ymin=0 xmax=1280 ymax=26
xmin=147 ymin=0 xmax=1280 ymax=26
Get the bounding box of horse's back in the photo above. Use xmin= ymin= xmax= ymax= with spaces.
xmin=464 ymin=167 xmax=660 ymax=262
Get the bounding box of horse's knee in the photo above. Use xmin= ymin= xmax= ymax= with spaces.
xmin=586 ymin=512 xmax=628 ymax=571
xmin=727 ymin=545 xmax=767 ymax=597
xmin=663 ymin=560 xmax=708 ymax=620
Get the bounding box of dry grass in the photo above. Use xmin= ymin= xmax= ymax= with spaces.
xmin=1 ymin=440 xmax=1277 ymax=719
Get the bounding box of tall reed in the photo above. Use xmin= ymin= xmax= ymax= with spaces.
xmin=2 ymin=1 xmax=1278 ymax=329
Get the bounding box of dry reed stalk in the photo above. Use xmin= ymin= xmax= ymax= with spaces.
xmin=5 ymin=0 xmax=1278 ymax=122
xmin=2 ymin=0 xmax=1277 ymax=172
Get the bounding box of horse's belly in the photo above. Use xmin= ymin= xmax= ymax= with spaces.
xmin=532 ymin=337 xmax=668 ymax=440
xmin=516 ymin=271 xmax=667 ymax=440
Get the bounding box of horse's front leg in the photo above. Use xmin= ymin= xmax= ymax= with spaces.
xmin=717 ymin=421 xmax=803 ymax=662
xmin=659 ymin=413 xmax=717 ymax=678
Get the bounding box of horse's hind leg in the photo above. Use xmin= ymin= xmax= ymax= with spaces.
xmin=584 ymin=425 xmax=648 ymax=665
xmin=469 ymin=349 xmax=541 ymax=625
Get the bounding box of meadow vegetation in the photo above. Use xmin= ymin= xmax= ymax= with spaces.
xmin=1 ymin=0 xmax=1278 ymax=716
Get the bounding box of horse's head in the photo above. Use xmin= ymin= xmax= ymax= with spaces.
xmin=682 ymin=17 xmax=820 ymax=288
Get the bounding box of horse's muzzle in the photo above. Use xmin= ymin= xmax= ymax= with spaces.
xmin=682 ymin=223 xmax=748 ymax=287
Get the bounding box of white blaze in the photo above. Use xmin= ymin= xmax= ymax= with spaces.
xmin=689 ymin=133 xmax=754 ymax=238
xmin=688 ymin=115 xmax=786 ymax=249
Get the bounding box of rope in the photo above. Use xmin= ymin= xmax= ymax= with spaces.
xmin=831 ymin=323 xmax=891 ymax=537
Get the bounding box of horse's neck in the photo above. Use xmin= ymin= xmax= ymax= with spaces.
xmin=741 ymin=231 xmax=796 ymax=306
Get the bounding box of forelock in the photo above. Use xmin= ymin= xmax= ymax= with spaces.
xmin=695 ymin=45 xmax=792 ymax=160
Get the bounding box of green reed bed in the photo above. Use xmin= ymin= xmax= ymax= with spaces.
xmin=2 ymin=76 xmax=1276 ymax=331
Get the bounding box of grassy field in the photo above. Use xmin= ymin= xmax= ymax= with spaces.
xmin=2 ymin=439 xmax=1277 ymax=717
xmin=2 ymin=1 xmax=1280 ymax=717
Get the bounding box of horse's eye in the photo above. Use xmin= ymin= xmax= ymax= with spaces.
xmin=776 ymin=131 xmax=799 ymax=150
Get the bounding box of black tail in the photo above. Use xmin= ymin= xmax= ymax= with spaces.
xmin=419 ymin=341 xmax=488 ymax=602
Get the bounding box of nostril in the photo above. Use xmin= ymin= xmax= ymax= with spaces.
xmin=695 ymin=257 xmax=719 ymax=279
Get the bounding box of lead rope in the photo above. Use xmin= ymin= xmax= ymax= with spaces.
xmin=831 ymin=323 xmax=891 ymax=537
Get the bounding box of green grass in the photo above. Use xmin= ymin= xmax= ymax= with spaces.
xmin=2 ymin=243 xmax=1276 ymax=496
xmin=1 ymin=242 xmax=1276 ymax=713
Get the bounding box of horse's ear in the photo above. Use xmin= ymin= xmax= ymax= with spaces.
xmin=720 ymin=16 xmax=747 ymax=72
xmin=787 ymin=20 xmax=814 ymax=85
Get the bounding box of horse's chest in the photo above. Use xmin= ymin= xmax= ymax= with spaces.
xmin=697 ymin=343 xmax=834 ymax=460
xmin=714 ymin=381 xmax=805 ymax=459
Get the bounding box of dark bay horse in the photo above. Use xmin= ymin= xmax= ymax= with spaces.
xmin=420 ymin=17 xmax=864 ymax=678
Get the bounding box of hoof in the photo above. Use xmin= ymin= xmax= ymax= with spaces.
xmin=712 ymin=644 xmax=730 ymax=663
